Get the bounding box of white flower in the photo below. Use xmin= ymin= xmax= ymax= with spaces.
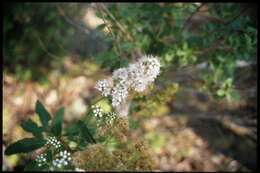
xmin=112 ymin=67 xmax=129 ymax=86
xmin=95 ymin=79 xmax=113 ymax=97
xmin=91 ymin=105 xmax=103 ymax=118
xmin=107 ymin=112 xmax=117 ymax=124
xmin=139 ymin=55 xmax=160 ymax=82
xmin=128 ymin=63 xmax=147 ymax=92
xmin=46 ymin=136 xmax=61 ymax=149
xmin=111 ymin=84 xmax=128 ymax=107
xmin=52 ymin=150 xmax=71 ymax=168
xmin=36 ymin=153 xmax=47 ymax=167
xmin=95 ymin=54 xmax=160 ymax=108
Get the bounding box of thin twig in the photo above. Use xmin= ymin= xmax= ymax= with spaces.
xmin=224 ymin=6 xmax=250 ymax=26
xmin=181 ymin=3 xmax=206 ymax=32
xmin=56 ymin=4 xmax=89 ymax=34
xmin=99 ymin=3 xmax=134 ymax=42
xmin=36 ymin=35 xmax=60 ymax=59
xmin=95 ymin=5 xmax=121 ymax=56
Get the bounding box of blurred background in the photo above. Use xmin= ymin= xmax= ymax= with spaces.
xmin=3 ymin=3 xmax=257 ymax=171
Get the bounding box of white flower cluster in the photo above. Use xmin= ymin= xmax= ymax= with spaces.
xmin=52 ymin=150 xmax=71 ymax=168
xmin=36 ymin=153 xmax=47 ymax=167
xmin=95 ymin=79 xmax=112 ymax=97
xmin=91 ymin=105 xmax=117 ymax=125
xmin=107 ymin=112 xmax=116 ymax=124
xmin=91 ymin=105 xmax=103 ymax=118
xmin=95 ymin=55 xmax=160 ymax=107
xmin=46 ymin=136 xmax=61 ymax=149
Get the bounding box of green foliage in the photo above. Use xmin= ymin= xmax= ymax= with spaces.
xmin=5 ymin=138 xmax=46 ymax=155
xmin=5 ymin=100 xmax=154 ymax=171
xmin=95 ymin=3 xmax=256 ymax=101
xmin=21 ymin=119 xmax=43 ymax=138
xmin=36 ymin=100 xmax=51 ymax=129
xmin=131 ymin=83 xmax=179 ymax=117
xmin=3 ymin=3 xmax=83 ymax=81
xmin=77 ymin=120 xmax=97 ymax=144
xmin=50 ymin=107 xmax=64 ymax=137
xmin=5 ymin=101 xmax=76 ymax=171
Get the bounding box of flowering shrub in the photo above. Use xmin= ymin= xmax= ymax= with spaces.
xmin=94 ymin=3 xmax=257 ymax=102
xmin=4 ymin=55 xmax=159 ymax=171
xmin=95 ymin=55 xmax=160 ymax=107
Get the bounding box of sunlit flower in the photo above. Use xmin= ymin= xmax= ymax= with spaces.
xmin=95 ymin=79 xmax=113 ymax=97
xmin=95 ymin=54 xmax=160 ymax=108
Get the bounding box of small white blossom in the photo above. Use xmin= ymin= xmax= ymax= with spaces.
xmin=46 ymin=136 xmax=61 ymax=149
xmin=95 ymin=79 xmax=113 ymax=97
xmin=91 ymin=105 xmax=103 ymax=118
xmin=112 ymin=67 xmax=129 ymax=86
xmin=111 ymin=84 xmax=128 ymax=107
xmin=139 ymin=55 xmax=160 ymax=82
xmin=107 ymin=112 xmax=117 ymax=124
xmin=95 ymin=54 xmax=160 ymax=108
xmin=52 ymin=150 xmax=71 ymax=168
xmin=128 ymin=63 xmax=147 ymax=92
xmin=36 ymin=153 xmax=47 ymax=167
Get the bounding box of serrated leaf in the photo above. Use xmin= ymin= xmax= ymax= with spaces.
xmin=5 ymin=138 xmax=46 ymax=155
xmin=51 ymin=107 xmax=64 ymax=137
xmin=35 ymin=100 xmax=51 ymax=129
xmin=21 ymin=119 xmax=43 ymax=138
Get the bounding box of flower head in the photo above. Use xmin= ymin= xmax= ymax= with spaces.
xmin=111 ymin=84 xmax=128 ymax=107
xmin=91 ymin=105 xmax=103 ymax=118
xmin=52 ymin=150 xmax=71 ymax=168
xmin=95 ymin=54 xmax=160 ymax=108
xmin=36 ymin=153 xmax=47 ymax=167
xmin=95 ymin=79 xmax=113 ymax=97
xmin=46 ymin=136 xmax=61 ymax=149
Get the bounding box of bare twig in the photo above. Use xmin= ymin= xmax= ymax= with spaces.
xmin=224 ymin=6 xmax=250 ymax=26
xmin=99 ymin=3 xmax=134 ymax=42
xmin=36 ymin=35 xmax=60 ymax=59
xmin=181 ymin=3 xmax=206 ymax=31
xmin=94 ymin=5 xmax=121 ymax=56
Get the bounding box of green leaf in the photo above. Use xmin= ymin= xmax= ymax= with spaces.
xmin=50 ymin=107 xmax=64 ymax=137
xmin=217 ymin=89 xmax=225 ymax=97
xmin=120 ymin=42 xmax=133 ymax=52
xmin=5 ymin=138 xmax=46 ymax=155
xmin=23 ymin=160 xmax=40 ymax=171
xmin=35 ymin=100 xmax=51 ymax=129
xmin=77 ymin=120 xmax=96 ymax=144
xmin=21 ymin=119 xmax=43 ymax=137
xmin=64 ymin=122 xmax=80 ymax=136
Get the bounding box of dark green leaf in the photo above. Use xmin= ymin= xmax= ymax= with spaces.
xmin=51 ymin=107 xmax=64 ymax=137
xmin=77 ymin=120 xmax=96 ymax=144
xmin=35 ymin=100 xmax=51 ymax=129
xmin=21 ymin=119 xmax=43 ymax=137
xmin=5 ymin=137 xmax=46 ymax=155
xmin=64 ymin=122 xmax=80 ymax=136
xmin=23 ymin=160 xmax=40 ymax=171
